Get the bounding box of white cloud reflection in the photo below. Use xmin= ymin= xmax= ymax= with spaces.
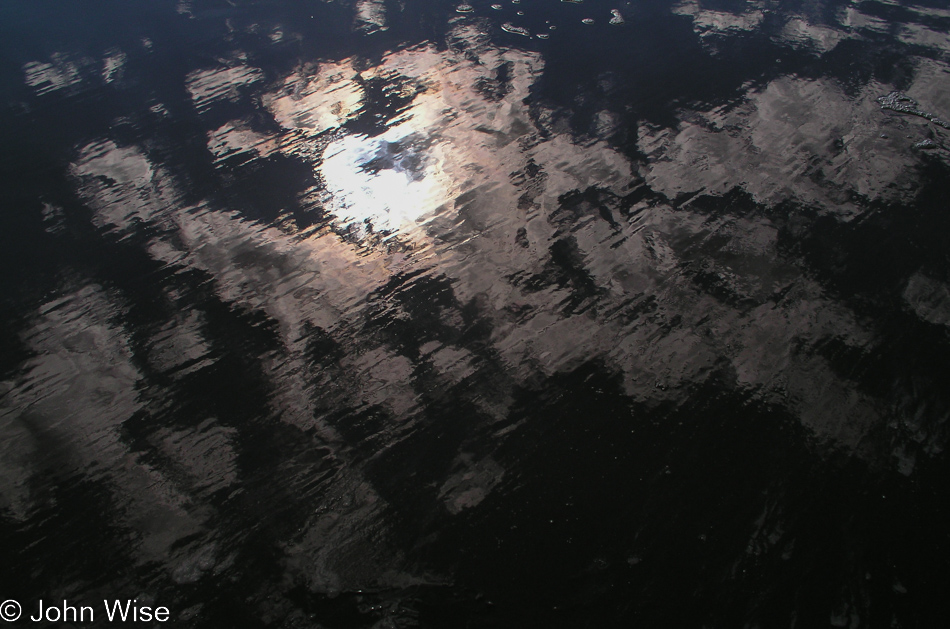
xmin=65 ymin=22 xmax=903 ymax=455
xmin=44 ymin=23 xmax=950 ymax=585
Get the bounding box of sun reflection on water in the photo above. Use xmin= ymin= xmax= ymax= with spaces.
xmin=321 ymin=123 xmax=454 ymax=234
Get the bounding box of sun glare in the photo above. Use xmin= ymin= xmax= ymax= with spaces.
xmin=321 ymin=123 xmax=452 ymax=234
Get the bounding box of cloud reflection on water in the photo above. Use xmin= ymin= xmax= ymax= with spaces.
xmin=4 ymin=1 xmax=950 ymax=624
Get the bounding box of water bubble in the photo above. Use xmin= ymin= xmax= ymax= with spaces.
xmin=456 ymin=4 xmax=474 ymax=12
xmin=491 ymin=3 xmax=503 ymax=9
xmin=582 ymin=18 xmax=594 ymax=24
xmin=878 ymin=91 xmax=950 ymax=130
xmin=501 ymin=22 xmax=531 ymax=36
xmin=609 ymin=9 xmax=625 ymax=25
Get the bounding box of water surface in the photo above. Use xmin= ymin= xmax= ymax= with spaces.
xmin=2 ymin=0 xmax=950 ymax=626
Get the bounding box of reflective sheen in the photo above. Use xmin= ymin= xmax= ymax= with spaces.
xmin=2 ymin=0 xmax=950 ymax=627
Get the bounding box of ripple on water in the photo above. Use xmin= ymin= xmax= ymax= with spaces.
xmin=8 ymin=6 xmax=950 ymax=628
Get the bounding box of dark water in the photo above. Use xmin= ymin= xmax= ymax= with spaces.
xmin=2 ymin=0 xmax=950 ymax=626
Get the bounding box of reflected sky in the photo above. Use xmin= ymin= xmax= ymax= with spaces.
xmin=2 ymin=0 xmax=950 ymax=627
